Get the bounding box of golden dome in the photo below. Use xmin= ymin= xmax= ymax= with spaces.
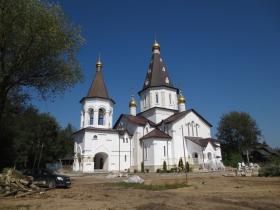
xmin=178 ymin=92 xmax=186 ymax=104
xmin=152 ymin=41 xmax=160 ymax=51
xmin=96 ymin=60 xmax=102 ymax=68
xmin=129 ymin=96 xmax=137 ymax=107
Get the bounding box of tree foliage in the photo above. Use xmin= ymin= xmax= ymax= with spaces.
xmin=0 ymin=0 xmax=84 ymax=121
xmin=216 ymin=111 xmax=262 ymax=162
xmin=0 ymin=99 xmax=75 ymax=169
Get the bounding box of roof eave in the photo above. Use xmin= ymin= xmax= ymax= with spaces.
xmin=80 ymin=96 xmax=116 ymax=104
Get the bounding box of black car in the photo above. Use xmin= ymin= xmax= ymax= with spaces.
xmin=23 ymin=168 xmax=71 ymax=188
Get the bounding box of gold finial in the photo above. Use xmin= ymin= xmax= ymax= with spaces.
xmin=178 ymin=90 xmax=186 ymax=104
xmin=96 ymin=53 xmax=102 ymax=69
xmin=129 ymin=95 xmax=137 ymax=107
xmin=152 ymin=34 xmax=160 ymax=51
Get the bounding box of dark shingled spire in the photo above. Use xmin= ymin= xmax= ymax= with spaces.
xmin=139 ymin=41 xmax=178 ymax=94
xmin=81 ymin=58 xmax=115 ymax=104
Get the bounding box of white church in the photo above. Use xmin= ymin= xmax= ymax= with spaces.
xmin=73 ymin=41 xmax=223 ymax=173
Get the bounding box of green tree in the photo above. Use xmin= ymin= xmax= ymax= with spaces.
xmin=0 ymin=99 xmax=76 ymax=169
xmin=0 ymin=0 xmax=84 ymax=122
xmin=216 ymin=111 xmax=262 ymax=162
xmin=178 ymin=158 xmax=184 ymax=170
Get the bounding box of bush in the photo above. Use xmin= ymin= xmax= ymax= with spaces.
xmin=134 ymin=169 xmax=138 ymax=173
xmin=145 ymin=168 xmax=149 ymax=173
xmin=163 ymin=161 xmax=167 ymax=172
xmin=178 ymin=158 xmax=184 ymax=170
xmin=259 ymin=160 xmax=280 ymax=177
xmin=141 ymin=162 xmax=144 ymax=173
xmin=186 ymin=162 xmax=190 ymax=172
xmin=156 ymin=168 xmax=161 ymax=173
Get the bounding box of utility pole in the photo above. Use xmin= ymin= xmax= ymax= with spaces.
xmin=181 ymin=125 xmax=188 ymax=184
xmin=119 ymin=136 xmax=121 ymax=173
xmin=37 ymin=143 xmax=44 ymax=169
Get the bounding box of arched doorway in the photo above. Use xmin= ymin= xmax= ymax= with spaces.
xmin=94 ymin=152 xmax=108 ymax=170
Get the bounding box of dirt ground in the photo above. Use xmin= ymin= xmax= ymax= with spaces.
xmin=0 ymin=173 xmax=280 ymax=210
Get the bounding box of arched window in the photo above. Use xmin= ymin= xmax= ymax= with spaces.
xmin=192 ymin=152 xmax=198 ymax=158
xmin=98 ymin=109 xmax=105 ymax=125
xmin=89 ymin=108 xmax=94 ymax=125
xmin=207 ymin=152 xmax=212 ymax=160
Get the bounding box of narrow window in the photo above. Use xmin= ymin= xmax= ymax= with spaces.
xmin=123 ymin=138 xmax=125 ymax=143
xmin=89 ymin=109 xmax=94 ymax=125
xmin=146 ymin=127 xmax=148 ymax=133
xmin=156 ymin=93 xmax=159 ymax=104
xmin=145 ymin=146 xmax=148 ymax=160
xmin=126 ymin=138 xmax=128 ymax=143
xmin=125 ymin=154 xmax=127 ymax=162
xmin=169 ymin=93 xmax=172 ymax=104
xmin=98 ymin=109 xmax=105 ymax=125
xmin=164 ymin=146 xmax=166 ymax=157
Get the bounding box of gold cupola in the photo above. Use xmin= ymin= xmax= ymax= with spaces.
xmin=96 ymin=54 xmax=103 ymax=70
xmin=129 ymin=95 xmax=137 ymax=107
xmin=152 ymin=40 xmax=160 ymax=51
xmin=178 ymin=91 xmax=186 ymax=104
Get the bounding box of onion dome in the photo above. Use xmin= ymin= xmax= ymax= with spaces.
xmin=178 ymin=91 xmax=186 ymax=104
xmin=96 ymin=59 xmax=102 ymax=69
xmin=152 ymin=40 xmax=160 ymax=51
xmin=129 ymin=95 xmax=137 ymax=107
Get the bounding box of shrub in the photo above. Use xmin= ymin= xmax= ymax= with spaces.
xmin=141 ymin=162 xmax=144 ymax=173
xmin=259 ymin=160 xmax=280 ymax=177
xmin=186 ymin=162 xmax=190 ymax=172
xmin=145 ymin=168 xmax=149 ymax=173
xmin=163 ymin=160 xmax=167 ymax=172
xmin=134 ymin=169 xmax=138 ymax=173
xmin=156 ymin=168 xmax=161 ymax=173
xmin=178 ymin=158 xmax=184 ymax=170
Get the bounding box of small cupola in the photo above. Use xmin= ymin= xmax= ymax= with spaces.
xmin=129 ymin=95 xmax=137 ymax=116
xmin=178 ymin=90 xmax=186 ymax=112
xmin=152 ymin=40 xmax=160 ymax=53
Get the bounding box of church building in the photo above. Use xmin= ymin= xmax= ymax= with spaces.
xmin=73 ymin=41 xmax=223 ymax=173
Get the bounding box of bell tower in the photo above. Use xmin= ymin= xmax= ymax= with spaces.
xmin=80 ymin=57 xmax=115 ymax=129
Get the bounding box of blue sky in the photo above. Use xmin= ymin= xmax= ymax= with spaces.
xmin=33 ymin=0 xmax=280 ymax=147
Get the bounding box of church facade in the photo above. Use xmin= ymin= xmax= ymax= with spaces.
xmin=73 ymin=41 xmax=223 ymax=173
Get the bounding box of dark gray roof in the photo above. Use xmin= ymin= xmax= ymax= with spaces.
xmin=139 ymin=49 xmax=178 ymax=94
xmin=114 ymin=114 xmax=156 ymax=128
xmin=81 ymin=67 xmax=115 ymax=104
xmin=140 ymin=128 xmax=171 ymax=140
xmin=160 ymin=109 xmax=213 ymax=127
xmin=186 ymin=137 xmax=220 ymax=148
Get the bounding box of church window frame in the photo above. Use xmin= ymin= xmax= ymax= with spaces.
xmin=89 ymin=108 xmax=94 ymax=125
xmin=98 ymin=108 xmax=105 ymax=125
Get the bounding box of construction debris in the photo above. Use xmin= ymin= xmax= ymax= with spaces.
xmin=124 ymin=175 xmax=144 ymax=184
xmin=0 ymin=168 xmax=47 ymax=197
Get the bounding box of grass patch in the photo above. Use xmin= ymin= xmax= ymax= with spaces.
xmin=115 ymin=182 xmax=190 ymax=191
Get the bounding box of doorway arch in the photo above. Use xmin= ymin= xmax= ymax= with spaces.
xmin=94 ymin=152 xmax=109 ymax=170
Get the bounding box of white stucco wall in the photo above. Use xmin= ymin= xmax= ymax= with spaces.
xmin=81 ymin=98 xmax=114 ymax=129
xmin=140 ymin=87 xmax=178 ymax=112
